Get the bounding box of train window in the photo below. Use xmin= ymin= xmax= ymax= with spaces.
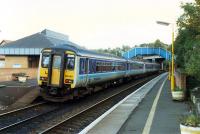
xmin=96 ymin=64 xmax=101 ymax=73
xmin=96 ymin=61 xmax=102 ymax=73
xmin=52 ymin=55 xmax=61 ymax=69
xmin=89 ymin=60 xmax=126 ymax=73
xmin=112 ymin=65 xmax=116 ymax=71
xmin=140 ymin=64 xmax=144 ymax=69
xmin=42 ymin=53 xmax=50 ymax=68
xmin=127 ymin=63 xmax=129 ymax=70
xmin=80 ymin=58 xmax=87 ymax=74
xmin=80 ymin=59 xmax=84 ymax=74
xmin=66 ymin=54 xmax=75 ymax=70
xmin=146 ymin=64 xmax=153 ymax=69
xmin=89 ymin=59 xmax=96 ymax=74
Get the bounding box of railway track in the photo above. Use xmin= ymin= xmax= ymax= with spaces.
xmin=0 ymin=101 xmax=63 ymax=132
xmin=39 ymin=75 xmax=157 ymax=134
xmin=0 ymin=74 xmax=158 ymax=134
xmin=0 ymin=101 xmax=46 ymax=117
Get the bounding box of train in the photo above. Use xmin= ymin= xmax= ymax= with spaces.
xmin=38 ymin=43 xmax=160 ymax=102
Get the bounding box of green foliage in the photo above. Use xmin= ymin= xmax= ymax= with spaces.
xmin=94 ymin=40 xmax=169 ymax=57
xmin=174 ymin=87 xmax=184 ymax=91
xmin=185 ymin=44 xmax=200 ymax=80
xmin=93 ymin=45 xmax=131 ymax=57
xmin=180 ymin=114 xmax=200 ymax=127
xmin=137 ymin=39 xmax=169 ymax=49
xmin=162 ymin=60 xmax=170 ymax=70
xmin=175 ymin=0 xmax=200 ymax=80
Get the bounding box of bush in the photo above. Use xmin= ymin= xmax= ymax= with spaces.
xmin=180 ymin=114 xmax=200 ymax=127
xmin=174 ymin=87 xmax=184 ymax=91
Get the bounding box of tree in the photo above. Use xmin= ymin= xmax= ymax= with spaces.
xmin=94 ymin=40 xmax=169 ymax=58
xmin=175 ymin=0 xmax=200 ymax=80
xmin=121 ymin=45 xmax=131 ymax=52
xmin=138 ymin=39 xmax=169 ymax=49
xmin=93 ymin=45 xmax=132 ymax=57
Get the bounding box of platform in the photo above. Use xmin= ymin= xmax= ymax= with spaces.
xmin=0 ymin=79 xmax=39 ymax=111
xmin=0 ymin=79 xmax=37 ymax=87
xmin=80 ymin=73 xmax=188 ymax=134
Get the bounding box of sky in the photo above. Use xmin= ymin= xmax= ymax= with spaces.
xmin=0 ymin=0 xmax=194 ymax=49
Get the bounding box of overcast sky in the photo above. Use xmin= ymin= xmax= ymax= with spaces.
xmin=0 ymin=0 xmax=194 ymax=49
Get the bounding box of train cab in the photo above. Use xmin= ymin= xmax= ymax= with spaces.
xmin=38 ymin=47 xmax=76 ymax=97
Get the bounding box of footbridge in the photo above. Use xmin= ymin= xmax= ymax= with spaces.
xmin=123 ymin=47 xmax=171 ymax=70
xmin=122 ymin=47 xmax=171 ymax=61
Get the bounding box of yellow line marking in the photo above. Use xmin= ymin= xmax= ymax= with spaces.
xmin=142 ymin=77 xmax=167 ymax=134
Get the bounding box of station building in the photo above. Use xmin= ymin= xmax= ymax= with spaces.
xmin=0 ymin=29 xmax=72 ymax=81
xmin=0 ymin=40 xmax=12 ymax=46
xmin=0 ymin=40 xmax=12 ymax=68
xmin=0 ymin=29 xmax=70 ymax=68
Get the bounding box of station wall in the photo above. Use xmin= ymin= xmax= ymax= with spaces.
xmin=0 ymin=68 xmax=38 ymax=82
xmin=3 ymin=55 xmax=40 ymax=68
xmin=0 ymin=55 xmax=40 ymax=82
xmin=5 ymin=56 xmax=28 ymax=68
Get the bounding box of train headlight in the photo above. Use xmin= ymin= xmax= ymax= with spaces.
xmin=65 ymin=79 xmax=73 ymax=83
xmin=40 ymin=77 xmax=48 ymax=81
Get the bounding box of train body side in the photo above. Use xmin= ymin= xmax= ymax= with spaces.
xmin=75 ymin=56 xmax=127 ymax=88
xmin=38 ymin=45 xmax=160 ymax=102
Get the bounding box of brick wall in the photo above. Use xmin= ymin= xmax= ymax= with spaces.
xmin=5 ymin=56 xmax=28 ymax=68
xmin=0 ymin=68 xmax=38 ymax=82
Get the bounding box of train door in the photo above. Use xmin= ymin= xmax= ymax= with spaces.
xmin=51 ymin=55 xmax=62 ymax=86
xmin=64 ymin=53 xmax=75 ymax=88
xmin=86 ymin=58 xmax=89 ymax=85
xmin=82 ymin=58 xmax=89 ymax=86
xmin=79 ymin=58 xmax=88 ymax=86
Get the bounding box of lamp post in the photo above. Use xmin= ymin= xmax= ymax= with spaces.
xmin=156 ymin=21 xmax=175 ymax=91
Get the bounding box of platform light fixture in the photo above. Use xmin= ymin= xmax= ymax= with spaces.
xmin=156 ymin=21 xmax=175 ymax=91
xmin=156 ymin=21 xmax=170 ymax=26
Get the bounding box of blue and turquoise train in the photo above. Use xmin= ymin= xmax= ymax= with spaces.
xmin=38 ymin=43 xmax=160 ymax=102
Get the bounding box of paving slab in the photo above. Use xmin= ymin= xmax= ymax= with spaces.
xmin=149 ymin=81 xmax=189 ymax=134
xmin=118 ymin=77 xmax=188 ymax=134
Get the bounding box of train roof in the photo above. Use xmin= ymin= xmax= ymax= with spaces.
xmin=42 ymin=43 xmax=126 ymax=61
xmin=42 ymin=43 xmax=160 ymax=65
